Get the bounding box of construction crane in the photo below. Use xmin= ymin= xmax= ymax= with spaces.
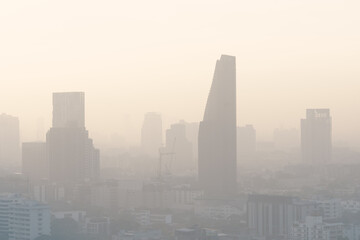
xmin=157 ymin=137 xmax=176 ymax=181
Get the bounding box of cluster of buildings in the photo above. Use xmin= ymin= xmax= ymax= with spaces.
xmin=0 ymin=193 xmax=50 ymax=240
xmin=0 ymin=54 xmax=355 ymax=240
xmin=246 ymin=194 xmax=360 ymax=240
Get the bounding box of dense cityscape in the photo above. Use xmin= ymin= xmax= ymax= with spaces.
xmin=2 ymin=1 xmax=360 ymax=240
xmin=0 ymin=54 xmax=360 ymax=240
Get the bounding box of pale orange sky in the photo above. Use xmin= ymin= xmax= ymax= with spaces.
xmin=0 ymin=0 xmax=360 ymax=147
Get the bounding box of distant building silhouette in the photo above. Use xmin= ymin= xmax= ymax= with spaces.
xmin=301 ymin=109 xmax=332 ymax=164
xmin=52 ymin=92 xmax=85 ymax=128
xmin=0 ymin=113 xmax=20 ymax=167
xmin=141 ymin=112 xmax=162 ymax=157
xmin=165 ymin=123 xmax=193 ymax=173
xmin=181 ymin=121 xmax=199 ymax=163
xmin=47 ymin=92 xmax=99 ymax=183
xmin=198 ymin=55 xmax=237 ymax=198
xmin=237 ymin=125 xmax=256 ymax=156
xmin=22 ymin=142 xmax=48 ymax=183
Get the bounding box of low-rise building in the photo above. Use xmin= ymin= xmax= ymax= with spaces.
xmin=291 ymin=216 xmax=343 ymax=240
xmin=85 ymin=217 xmax=110 ymax=235
xmin=0 ymin=193 xmax=51 ymax=240
xmin=132 ymin=209 xmax=172 ymax=226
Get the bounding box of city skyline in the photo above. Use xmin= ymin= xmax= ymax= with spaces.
xmin=1 ymin=0 xmax=360 ymax=148
xmin=2 ymin=1 xmax=360 ymax=240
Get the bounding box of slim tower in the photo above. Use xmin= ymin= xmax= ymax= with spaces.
xmin=198 ymin=55 xmax=237 ymax=198
xmin=301 ymin=109 xmax=332 ymax=164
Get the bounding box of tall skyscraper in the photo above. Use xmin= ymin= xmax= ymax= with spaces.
xmin=0 ymin=114 xmax=20 ymax=167
xmin=141 ymin=112 xmax=162 ymax=157
xmin=301 ymin=109 xmax=332 ymax=164
xmin=47 ymin=92 xmax=99 ymax=184
xmin=198 ymin=55 xmax=237 ymax=198
xmin=52 ymin=92 xmax=85 ymax=128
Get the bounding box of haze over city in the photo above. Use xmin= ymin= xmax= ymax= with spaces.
xmin=1 ymin=0 xmax=360 ymax=147
xmin=2 ymin=1 xmax=360 ymax=240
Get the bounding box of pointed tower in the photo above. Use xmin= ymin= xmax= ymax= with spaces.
xmin=198 ymin=55 xmax=237 ymax=198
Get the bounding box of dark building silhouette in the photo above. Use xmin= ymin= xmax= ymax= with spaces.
xmin=141 ymin=112 xmax=162 ymax=157
xmin=198 ymin=55 xmax=237 ymax=198
xmin=22 ymin=142 xmax=48 ymax=183
xmin=47 ymin=92 xmax=99 ymax=183
xmin=301 ymin=109 xmax=332 ymax=164
xmin=0 ymin=114 xmax=20 ymax=167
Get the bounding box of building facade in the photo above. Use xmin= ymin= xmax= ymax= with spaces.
xmin=0 ymin=194 xmax=50 ymax=240
xmin=0 ymin=113 xmax=20 ymax=167
xmin=301 ymin=109 xmax=332 ymax=164
xmin=47 ymin=92 xmax=99 ymax=184
xmin=198 ymin=55 xmax=237 ymax=198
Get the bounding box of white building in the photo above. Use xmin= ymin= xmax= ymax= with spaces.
xmin=0 ymin=194 xmax=50 ymax=240
xmin=341 ymin=200 xmax=360 ymax=213
xmin=291 ymin=216 xmax=343 ymax=240
xmin=85 ymin=217 xmax=110 ymax=235
xmin=316 ymin=199 xmax=342 ymax=220
xmin=52 ymin=210 xmax=86 ymax=223
xmin=195 ymin=202 xmax=243 ymax=220
xmin=0 ymin=194 xmax=21 ymax=238
xmin=343 ymin=224 xmax=360 ymax=240
xmin=132 ymin=210 xmax=172 ymax=226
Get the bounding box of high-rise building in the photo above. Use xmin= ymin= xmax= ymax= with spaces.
xmin=301 ymin=109 xmax=332 ymax=164
xmin=0 ymin=113 xmax=20 ymax=167
xmin=141 ymin=112 xmax=162 ymax=157
xmin=22 ymin=142 xmax=48 ymax=183
xmin=198 ymin=55 xmax=237 ymax=198
xmin=47 ymin=92 xmax=99 ymax=184
xmin=165 ymin=123 xmax=193 ymax=173
xmin=47 ymin=128 xmax=99 ymax=183
xmin=52 ymin=92 xmax=85 ymax=128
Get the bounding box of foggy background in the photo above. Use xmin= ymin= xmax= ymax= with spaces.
xmin=1 ymin=0 xmax=360 ymax=148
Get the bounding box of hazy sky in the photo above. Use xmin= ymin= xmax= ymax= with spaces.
xmin=1 ymin=0 xmax=360 ymax=147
